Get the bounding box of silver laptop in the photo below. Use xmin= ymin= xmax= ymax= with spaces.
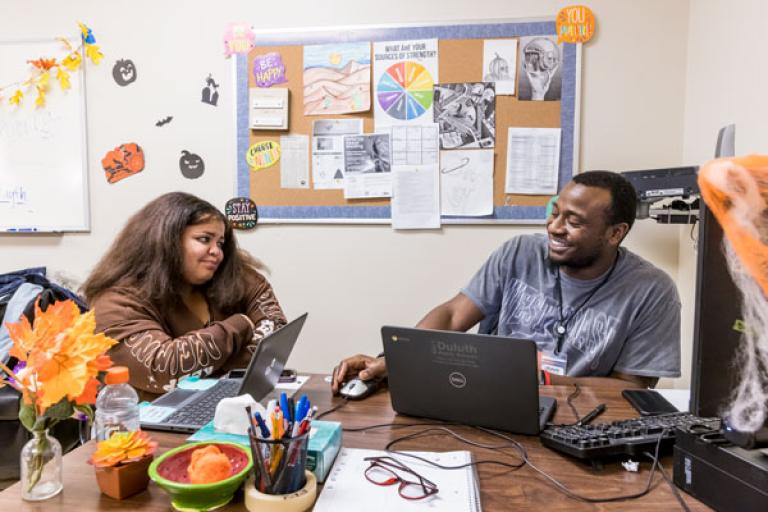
xmin=140 ymin=313 xmax=307 ymax=433
xmin=382 ymin=326 xmax=557 ymax=435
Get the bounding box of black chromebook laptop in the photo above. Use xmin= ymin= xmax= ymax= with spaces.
xmin=140 ymin=313 xmax=307 ymax=433
xmin=382 ymin=326 xmax=557 ymax=435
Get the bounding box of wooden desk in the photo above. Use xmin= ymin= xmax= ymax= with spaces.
xmin=0 ymin=376 xmax=709 ymax=511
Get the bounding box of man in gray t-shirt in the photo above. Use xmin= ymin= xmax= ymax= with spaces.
xmin=462 ymin=233 xmax=680 ymax=379
xmin=331 ymin=171 xmax=681 ymax=392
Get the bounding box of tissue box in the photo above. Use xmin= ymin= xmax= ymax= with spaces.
xmin=306 ymin=420 xmax=342 ymax=483
xmin=187 ymin=419 xmax=342 ymax=483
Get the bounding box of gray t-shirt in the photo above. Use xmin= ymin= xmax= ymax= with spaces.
xmin=461 ymin=234 xmax=681 ymax=378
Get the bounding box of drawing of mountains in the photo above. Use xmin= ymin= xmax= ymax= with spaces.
xmin=304 ymin=60 xmax=371 ymax=115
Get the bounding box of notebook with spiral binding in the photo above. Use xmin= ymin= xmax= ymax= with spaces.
xmin=314 ymin=447 xmax=481 ymax=512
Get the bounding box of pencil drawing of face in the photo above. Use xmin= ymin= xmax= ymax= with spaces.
xmin=112 ymin=59 xmax=137 ymax=86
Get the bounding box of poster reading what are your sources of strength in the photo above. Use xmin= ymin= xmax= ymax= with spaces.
xmin=373 ymin=39 xmax=438 ymax=132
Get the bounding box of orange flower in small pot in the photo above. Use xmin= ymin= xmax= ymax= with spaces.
xmin=89 ymin=430 xmax=158 ymax=500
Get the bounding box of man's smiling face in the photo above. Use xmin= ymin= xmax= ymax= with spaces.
xmin=546 ymin=182 xmax=616 ymax=271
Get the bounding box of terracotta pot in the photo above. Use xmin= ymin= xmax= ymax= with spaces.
xmin=94 ymin=454 xmax=153 ymax=500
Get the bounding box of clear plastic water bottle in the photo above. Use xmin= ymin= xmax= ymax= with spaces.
xmin=94 ymin=366 xmax=141 ymax=441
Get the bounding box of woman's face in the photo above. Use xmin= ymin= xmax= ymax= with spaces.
xmin=181 ymin=219 xmax=226 ymax=286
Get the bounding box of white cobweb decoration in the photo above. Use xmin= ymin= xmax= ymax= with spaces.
xmin=721 ymin=234 xmax=768 ymax=431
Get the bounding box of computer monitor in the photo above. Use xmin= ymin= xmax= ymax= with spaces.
xmin=689 ymin=203 xmax=743 ymax=417
xmin=689 ymin=124 xmax=742 ymax=417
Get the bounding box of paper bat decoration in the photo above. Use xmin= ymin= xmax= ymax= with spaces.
xmin=155 ymin=116 xmax=173 ymax=127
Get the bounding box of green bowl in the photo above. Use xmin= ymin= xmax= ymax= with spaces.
xmin=149 ymin=442 xmax=253 ymax=512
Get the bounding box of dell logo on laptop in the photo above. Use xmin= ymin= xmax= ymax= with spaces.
xmin=448 ymin=372 xmax=467 ymax=388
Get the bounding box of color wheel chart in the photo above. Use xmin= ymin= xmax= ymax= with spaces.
xmin=237 ymin=18 xmax=580 ymax=223
xmin=377 ymin=62 xmax=434 ymax=121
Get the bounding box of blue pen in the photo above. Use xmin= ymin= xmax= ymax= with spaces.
xmin=254 ymin=412 xmax=271 ymax=439
xmin=292 ymin=396 xmax=309 ymax=437
xmin=279 ymin=392 xmax=292 ymax=438
xmin=279 ymin=392 xmax=291 ymax=422
xmin=293 ymin=396 xmax=304 ymax=422
xmin=295 ymin=395 xmax=309 ymax=423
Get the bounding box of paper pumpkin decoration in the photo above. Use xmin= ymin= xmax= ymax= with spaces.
xmin=112 ymin=59 xmax=137 ymax=86
xmin=101 ymin=143 xmax=145 ymax=184
xmin=179 ymin=150 xmax=205 ymax=179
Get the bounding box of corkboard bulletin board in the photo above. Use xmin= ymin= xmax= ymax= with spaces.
xmin=235 ymin=19 xmax=580 ymax=223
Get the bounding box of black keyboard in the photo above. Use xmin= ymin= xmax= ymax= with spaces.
xmin=163 ymin=379 xmax=241 ymax=426
xmin=540 ymin=412 xmax=721 ymax=460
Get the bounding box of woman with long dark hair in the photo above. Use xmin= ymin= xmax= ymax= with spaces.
xmin=82 ymin=192 xmax=286 ymax=397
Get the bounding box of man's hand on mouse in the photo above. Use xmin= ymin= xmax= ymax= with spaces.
xmin=331 ymin=354 xmax=387 ymax=394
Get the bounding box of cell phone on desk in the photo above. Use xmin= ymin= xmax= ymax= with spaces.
xmin=622 ymin=389 xmax=678 ymax=416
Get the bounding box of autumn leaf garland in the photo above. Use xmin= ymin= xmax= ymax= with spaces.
xmin=1 ymin=22 xmax=102 ymax=108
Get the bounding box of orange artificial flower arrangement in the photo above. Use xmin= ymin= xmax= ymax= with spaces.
xmin=0 ymin=299 xmax=118 ymax=493
xmin=89 ymin=431 xmax=157 ymax=468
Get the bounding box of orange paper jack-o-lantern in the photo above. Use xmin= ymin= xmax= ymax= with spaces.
xmin=101 ymin=143 xmax=145 ymax=184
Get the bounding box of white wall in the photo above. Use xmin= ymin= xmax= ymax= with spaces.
xmin=676 ymin=0 xmax=768 ymax=390
xmin=0 ymin=1 xmax=690 ymax=380
xmin=684 ymin=0 xmax=768 ymax=161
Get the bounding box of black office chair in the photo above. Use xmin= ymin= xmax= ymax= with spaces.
xmin=0 ymin=385 xmax=31 ymax=480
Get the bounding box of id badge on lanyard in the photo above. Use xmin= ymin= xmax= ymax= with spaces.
xmin=550 ymin=256 xmax=618 ymax=377
xmin=541 ymin=352 xmax=568 ymax=376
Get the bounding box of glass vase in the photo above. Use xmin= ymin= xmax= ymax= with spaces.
xmin=20 ymin=430 xmax=63 ymax=501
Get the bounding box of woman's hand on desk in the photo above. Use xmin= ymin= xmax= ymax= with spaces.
xmin=331 ymin=354 xmax=387 ymax=394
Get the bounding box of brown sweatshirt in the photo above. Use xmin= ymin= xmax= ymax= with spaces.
xmin=91 ymin=273 xmax=286 ymax=399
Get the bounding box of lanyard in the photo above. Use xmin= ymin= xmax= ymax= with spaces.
xmin=553 ymin=253 xmax=619 ymax=354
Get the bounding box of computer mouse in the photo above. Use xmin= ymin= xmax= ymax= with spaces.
xmin=339 ymin=378 xmax=378 ymax=400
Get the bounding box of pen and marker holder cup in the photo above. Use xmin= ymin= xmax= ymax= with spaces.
xmin=249 ymin=430 xmax=310 ymax=496
xmin=244 ymin=471 xmax=317 ymax=512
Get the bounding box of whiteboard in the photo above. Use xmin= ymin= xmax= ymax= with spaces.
xmin=0 ymin=37 xmax=90 ymax=232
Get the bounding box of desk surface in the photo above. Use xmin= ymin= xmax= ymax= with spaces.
xmin=0 ymin=376 xmax=709 ymax=511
